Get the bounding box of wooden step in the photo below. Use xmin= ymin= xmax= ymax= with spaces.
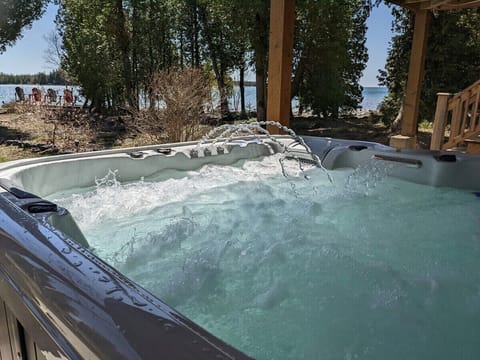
xmin=465 ymin=135 xmax=480 ymax=154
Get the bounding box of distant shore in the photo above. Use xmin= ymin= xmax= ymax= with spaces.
xmin=1 ymin=85 xmax=387 ymax=111
xmin=232 ymin=81 xmax=257 ymax=87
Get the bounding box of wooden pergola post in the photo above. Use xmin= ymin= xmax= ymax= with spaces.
xmin=390 ymin=8 xmax=430 ymax=149
xmin=266 ymin=0 xmax=295 ymax=134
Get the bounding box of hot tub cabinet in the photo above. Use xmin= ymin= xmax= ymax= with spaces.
xmin=0 ymin=136 xmax=478 ymax=359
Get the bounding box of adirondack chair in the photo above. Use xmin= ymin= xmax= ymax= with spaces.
xmin=47 ymin=88 xmax=57 ymax=104
xmin=14 ymin=87 xmax=25 ymax=102
xmin=63 ymin=88 xmax=74 ymax=106
xmin=31 ymin=87 xmax=42 ymax=102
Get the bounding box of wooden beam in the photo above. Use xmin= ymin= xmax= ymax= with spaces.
xmin=266 ymin=0 xmax=295 ymax=134
xmin=401 ymin=9 xmax=430 ymax=138
xmin=436 ymin=0 xmax=480 ymax=9
xmin=388 ymin=0 xmax=427 ymax=11
xmin=388 ymin=0 xmax=480 ymax=10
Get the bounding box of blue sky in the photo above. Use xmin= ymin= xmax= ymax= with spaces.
xmin=0 ymin=3 xmax=394 ymax=87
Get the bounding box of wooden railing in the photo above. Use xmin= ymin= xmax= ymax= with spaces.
xmin=430 ymin=79 xmax=480 ymax=150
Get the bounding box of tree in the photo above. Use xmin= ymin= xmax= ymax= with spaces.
xmin=57 ymin=0 xmax=124 ymax=110
xmin=58 ymin=0 xmax=176 ymax=110
xmin=230 ymin=0 xmax=269 ymax=122
xmin=0 ymin=70 xmax=66 ymax=84
xmin=0 ymin=0 xmax=48 ymax=53
xmin=197 ymin=0 xmax=241 ymax=119
xmin=56 ymin=0 xmax=376 ymax=119
xmin=292 ymin=0 xmax=370 ymax=118
xmin=176 ymin=0 xmax=202 ymax=68
xmin=377 ymin=6 xmax=414 ymax=125
xmin=111 ymin=0 xmax=134 ymax=107
xmin=379 ymin=6 xmax=480 ymax=125
xmin=130 ymin=0 xmax=176 ymax=108
xmin=43 ymin=30 xmax=63 ymax=69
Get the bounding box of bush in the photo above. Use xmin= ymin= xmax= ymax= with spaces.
xmin=137 ymin=68 xmax=211 ymax=143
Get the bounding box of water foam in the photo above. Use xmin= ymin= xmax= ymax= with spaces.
xmin=51 ymin=154 xmax=315 ymax=230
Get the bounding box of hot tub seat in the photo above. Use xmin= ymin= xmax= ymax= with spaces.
xmin=301 ymin=136 xmax=480 ymax=190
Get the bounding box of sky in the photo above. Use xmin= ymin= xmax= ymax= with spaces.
xmin=0 ymin=3 xmax=394 ymax=87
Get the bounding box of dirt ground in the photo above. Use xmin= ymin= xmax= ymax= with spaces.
xmin=0 ymin=108 xmax=432 ymax=163
xmin=290 ymin=113 xmax=432 ymax=149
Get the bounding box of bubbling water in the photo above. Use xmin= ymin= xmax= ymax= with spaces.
xmin=49 ymin=154 xmax=480 ymax=360
xmin=197 ymin=121 xmax=333 ymax=182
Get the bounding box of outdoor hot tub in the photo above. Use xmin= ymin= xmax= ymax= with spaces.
xmin=0 ymin=132 xmax=479 ymax=359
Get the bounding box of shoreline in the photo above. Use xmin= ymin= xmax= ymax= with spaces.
xmin=1 ymin=85 xmax=387 ymax=112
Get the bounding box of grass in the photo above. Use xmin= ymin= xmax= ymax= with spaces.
xmin=0 ymin=146 xmax=40 ymax=162
xmin=419 ymin=120 xmax=433 ymax=131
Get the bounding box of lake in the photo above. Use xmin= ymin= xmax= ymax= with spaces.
xmin=0 ymin=85 xmax=81 ymax=105
xmin=224 ymin=86 xmax=387 ymax=112
xmin=0 ymin=84 xmax=387 ymax=111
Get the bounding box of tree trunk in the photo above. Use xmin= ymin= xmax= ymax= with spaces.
xmin=209 ymin=47 xmax=230 ymax=119
xmin=148 ymin=0 xmax=155 ymax=79
xmin=131 ymin=3 xmax=139 ymax=109
xmin=218 ymin=68 xmax=230 ymax=120
xmin=253 ymin=10 xmax=268 ymax=122
xmin=193 ymin=2 xmax=200 ymax=67
xmin=198 ymin=4 xmax=230 ymax=120
xmin=255 ymin=63 xmax=266 ymax=122
xmin=391 ymin=103 xmax=404 ymax=131
xmin=240 ymin=64 xmax=246 ymax=117
xmin=180 ymin=35 xmax=184 ymax=68
xmin=113 ymin=0 xmax=134 ymax=109
xmin=291 ymin=54 xmax=307 ymax=100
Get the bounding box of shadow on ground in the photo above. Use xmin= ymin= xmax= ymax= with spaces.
xmin=0 ymin=123 xmax=32 ymax=143
xmin=291 ymin=114 xmax=432 ymax=149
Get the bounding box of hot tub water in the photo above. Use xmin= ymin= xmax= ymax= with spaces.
xmin=49 ymin=155 xmax=480 ymax=360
